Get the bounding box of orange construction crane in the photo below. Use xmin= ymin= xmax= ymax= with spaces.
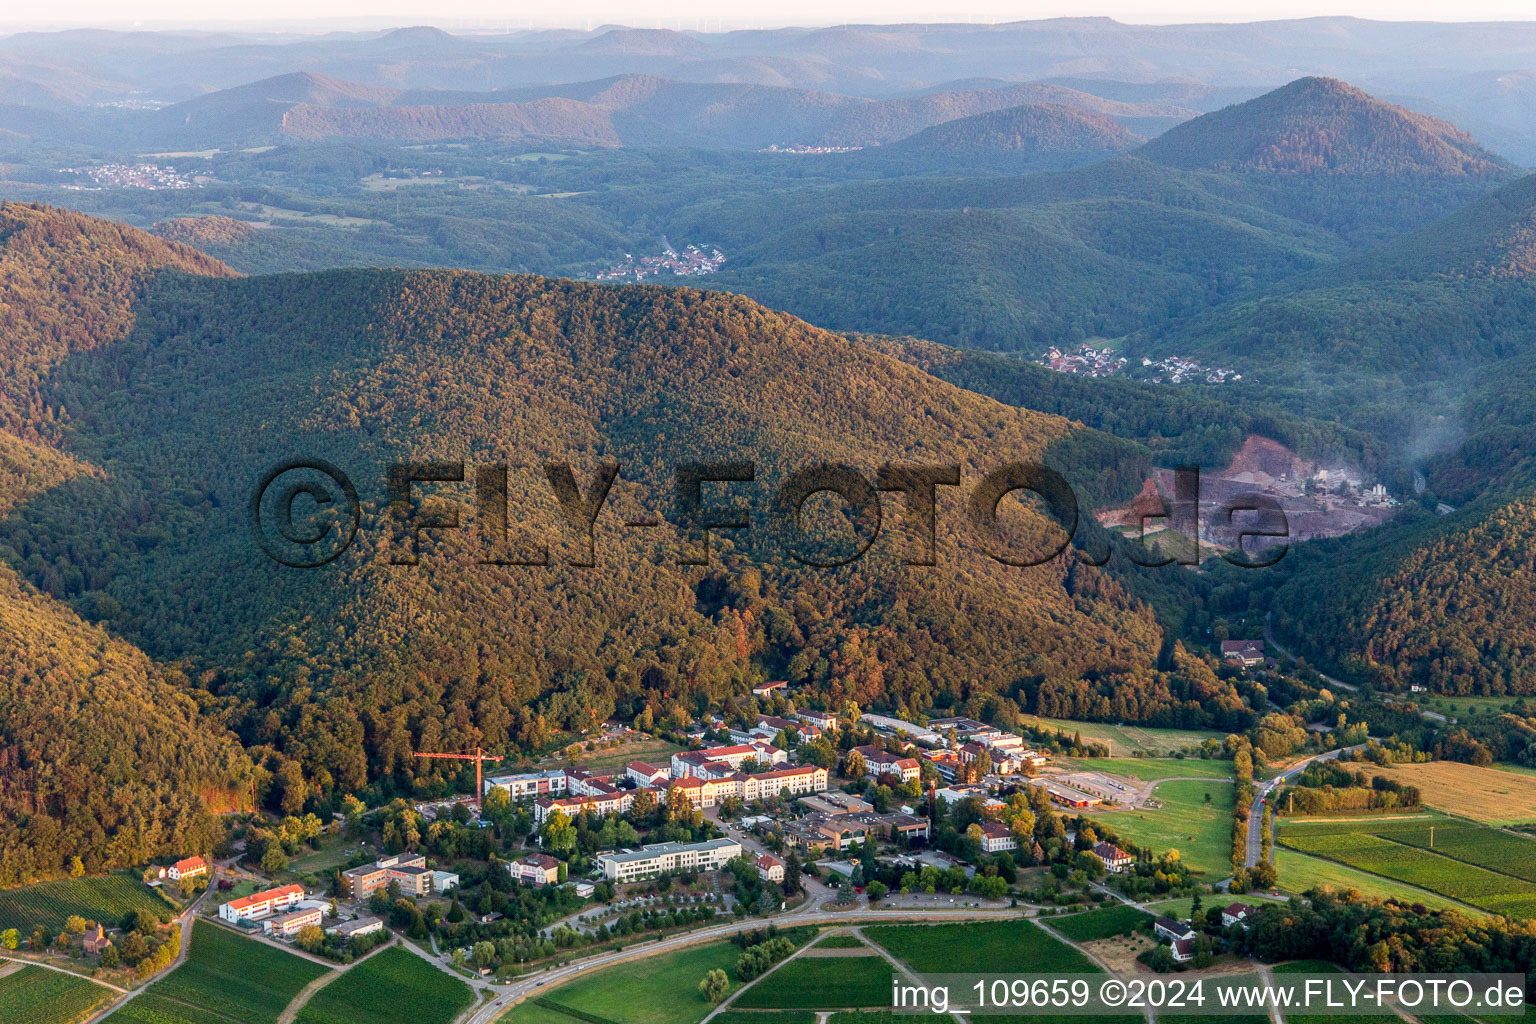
xmin=413 ymin=747 xmax=506 ymax=811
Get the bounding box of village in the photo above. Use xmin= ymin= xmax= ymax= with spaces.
xmin=593 ymin=238 xmax=726 ymax=282
xmin=1034 ymin=343 xmax=1240 ymax=384
xmin=57 ymin=162 xmax=197 ymax=190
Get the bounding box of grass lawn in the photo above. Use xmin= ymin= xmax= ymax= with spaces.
xmin=0 ymin=964 xmax=117 ymax=1024
xmin=287 ymin=836 xmax=367 ymax=877
xmin=1058 ymin=757 xmax=1234 ymax=781
xmin=733 ymin=956 xmax=893 ymax=1010
xmin=1017 ymin=718 xmax=1225 ymax=758
xmin=568 ymin=738 xmax=686 ymax=774
xmin=502 ymin=941 xmax=740 ymax=1024
xmin=0 ymin=873 xmax=176 ymax=934
xmin=1095 ymin=779 xmax=1235 ymax=878
xmin=121 ymin=921 xmax=331 ymax=1024
xmin=1050 ymin=905 xmax=1152 ymax=942
xmin=864 ymin=919 xmax=1096 ymax=974
xmin=1273 ymin=849 xmax=1483 ymax=914
xmin=297 ymin=946 xmax=471 ymax=1024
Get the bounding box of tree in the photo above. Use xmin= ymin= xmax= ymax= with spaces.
xmin=451 ymin=948 xmax=467 ymax=969
xmin=295 ymin=925 xmax=325 ymax=952
xmin=700 ymin=968 xmax=730 ymax=1003
xmin=0 ymin=928 xmax=17 ymax=950
xmin=541 ymin=809 xmax=576 ymax=853
xmin=472 ymin=941 xmax=497 ymax=970
xmin=261 ymin=843 xmax=289 ymax=874
xmin=844 ymin=750 xmax=867 ymax=780
xmin=69 ymin=856 xmax=86 ymax=878
xmin=100 ymin=945 xmax=119 ymax=968
xmin=865 ymin=880 xmax=888 ymax=902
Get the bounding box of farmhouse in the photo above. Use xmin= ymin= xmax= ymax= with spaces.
xmin=1154 ymin=917 xmax=1195 ymax=942
xmin=1092 ymin=841 xmax=1133 ymax=873
xmin=219 ymin=883 xmax=305 ymax=923
xmin=1221 ymin=902 xmax=1257 ymax=928
xmin=598 ymin=838 xmax=741 ymax=881
xmin=166 ymin=856 xmax=208 ymax=882
xmin=1220 ymin=639 xmax=1266 ymax=668
xmin=1171 ymin=937 xmax=1195 ymax=963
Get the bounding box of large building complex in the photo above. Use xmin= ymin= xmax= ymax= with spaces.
xmin=596 ymin=838 xmax=742 ymax=882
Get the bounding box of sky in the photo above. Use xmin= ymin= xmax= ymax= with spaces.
xmin=7 ymin=0 xmax=1536 ymax=30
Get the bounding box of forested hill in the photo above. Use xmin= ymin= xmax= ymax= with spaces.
xmin=864 ymin=104 xmax=1143 ymax=174
xmin=1139 ymin=76 xmax=1513 ymax=177
xmin=0 ymin=206 xmax=1273 ymax=837
xmin=0 ymin=209 xmax=251 ymax=884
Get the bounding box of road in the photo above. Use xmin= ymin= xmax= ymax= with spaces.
xmin=1264 ymin=613 xmax=1356 ymax=692
xmin=1244 ymin=744 xmax=1364 ymax=869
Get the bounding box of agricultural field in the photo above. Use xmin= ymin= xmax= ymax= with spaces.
xmin=864 ymin=918 xmax=1095 ymax=975
xmin=1279 ymin=818 xmax=1536 ymax=918
xmin=1049 ymin=905 xmax=1153 ymax=943
xmin=297 ymin=947 xmax=471 ymax=1024
xmin=1056 ymin=757 xmax=1234 ymax=781
xmin=110 ymin=921 xmax=331 ymax=1024
xmin=1360 ymin=762 xmax=1536 ymax=825
xmin=0 ymin=874 xmax=176 ymax=934
xmin=0 ymin=964 xmax=117 ymax=1024
xmin=1093 ymin=779 xmax=1235 ymax=877
xmin=732 ymin=956 xmax=893 ymax=1010
xmin=1272 ymin=849 xmax=1473 ymax=913
xmin=501 ymin=940 xmax=741 ymax=1024
xmin=1016 ymin=718 xmax=1225 ymax=758
xmin=812 ymin=934 xmax=867 ymax=948
xmin=711 ymin=1013 xmax=818 ymax=1024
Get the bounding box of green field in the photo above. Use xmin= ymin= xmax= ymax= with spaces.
xmin=711 ymin=1013 xmax=818 ymax=1024
xmin=0 ymin=964 xmax=117 ymax=1024
xmin=1095 ymin=779 xmax=1235 ymax=877
xmin=1272 ymin=849 xmax=1475 ymax=913
xmin=1279 ymin=818 xmax=1536 ymax=918
xmin=864 ymin=919 xmax=1095 ymax=974
xmin=1016 ymin=718 xmax=1225 ymax=757
xmin=0 ymin=874 xmax=175 ymax=933
xmin=1049 ymin=905 xmax=1152 ymax=943
xmin=109 ymin=921 xmax=330 ymax=1024
xmin=1058 ymin=757 xmax=1235 ymax=781
xmin=296 ymin=947 xmax=471 ymax=1024
xmin=733 ymin=956 xmax=894 ymax=1010
xmin=812 ymin=934 xmax=867 ymax=949
xmin=501 ymin=941 xmax=741 ymax=1024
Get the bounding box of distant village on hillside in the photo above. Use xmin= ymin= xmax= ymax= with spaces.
xmin=594 ymin=238 xmax=726 ymax=282
xmin=1035 ymin=343 xmax=1239 ymax=384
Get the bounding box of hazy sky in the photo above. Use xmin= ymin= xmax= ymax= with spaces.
xmin=9 ymin=0 xmax=1536 ymax=30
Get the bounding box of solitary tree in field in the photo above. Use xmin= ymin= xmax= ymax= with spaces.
xmin=700 ymin=968 xmax=730 ymax=1003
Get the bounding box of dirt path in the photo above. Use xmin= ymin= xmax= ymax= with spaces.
xmin=277 ymin=966 xmax=343 ymax=1024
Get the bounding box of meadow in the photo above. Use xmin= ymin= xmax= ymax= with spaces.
xmin=1278 ymin=818 xmax=1536 ymax=918
xmin=1015 ymin=717 xmax=1225 ymax=757
xmin=1093 ymin=779 xmax=1235 ymax=877
xmin=0 ymin=964 xmax=117 ymax=1024
xmin=863 ymin=919 xmax=1095 ymax=974
xmin=0 ymin=874 xmax=175 ymax=933
xmin=1049 ymin=905 xmax=1153 ymax=943
xmin=1360 ymin=762 xmax=1536 ymax=825
xmin=1056 ymin=757 xmax=1235 ymax=781
xmin=297 ymin=946 xmax=471 ymax=1024
xmin=501 ymin=940 xmax=742 ymax=1024
xmin=732 ymin=956 xmax=894 ymax=1010
xmin=107 ymin=921 xmax=331 ymax=1024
